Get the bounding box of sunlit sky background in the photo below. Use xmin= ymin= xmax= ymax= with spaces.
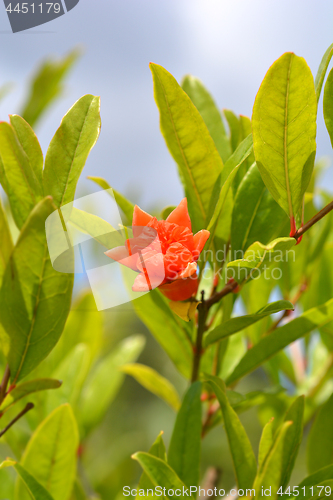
xmin=0 ymin=0 xmax=332 ymax=211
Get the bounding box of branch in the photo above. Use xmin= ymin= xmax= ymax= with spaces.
xmin=0 ymin=403 xmax=34 ymax=439
xmin=203 ymin=280 xmax=238 ymax=309
xmin=293 ymin=200 xmax=333 ymax=240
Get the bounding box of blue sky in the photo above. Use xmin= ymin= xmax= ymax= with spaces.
xmin=0 ymin=0 xmax=332 ymax=210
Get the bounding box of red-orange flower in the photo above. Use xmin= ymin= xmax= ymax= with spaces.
xmin=105 ymin=198 xmax=210 ymax=301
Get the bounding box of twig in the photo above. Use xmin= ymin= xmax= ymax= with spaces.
xmin=293 ymin=200 xmax=333 ymax=240
xmin=203 ymin=280 xmax=238 ymax=310
xmin=0 ymin=403 xmax=34 ymax=439
xmin=0 ymin=365 xmax=10 ymax=407
xmin=191 ymin=291 xmax=208 ymax=383
xmin=200 ymin=467 xmax=222 ymax=499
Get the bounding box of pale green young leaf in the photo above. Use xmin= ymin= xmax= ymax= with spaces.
xmin=0 ymin=122 xmax=43 ymax=228
xmin=137 ymin=432 xmax=167 ymax=494
xmin=252 ymin=52 xmax=317 ymax=219
xmin=227 ymin=237 xmax=296 ymax=284
xmin=227 ymin=298 xmax=333 ymax=385
xmin=0 ymin=197 xmax=73 ymax=383
xmin=253 ymin=421 xmax=293 ymax=500
xmin=206 ymin=375 xmax=257 ymax=490
xmin=280 ymin=396 xmax=304 ymax=488
xmin=204 ymin=300 xmax=294 ymax=347
xmin=10 ymin=114 xmax=44 ymax=189
xmin=0 ymin=460 xmax=54 ymax=500
xmin=168 ymin=382 xmax=202 ymax=488
xmin=258 ymin=419 xmax=275 ymax=470
xmin=315 ymin=43 xmax=333 ymax=102
xmin=150 ymin=63 xmax=223 ymax=232
xmin=43 ymin=95 xmax=101 ymax=208
xmin=323 ymin=68 xmax=333 ymax=147
xmin=307 ymin=393 xmax=333 ymax=473
xmin=0 ymin=378 xmax=62 ymax=412
xmin=132 ymin=453 xmax=194 ymax=499
xmin=0 ymin=197 xmax=13 ymax=286
xmin=121 ymin=363 xmax=180 ymax=411
xmin=182 ymin=75 xmax=232 ymax=162
xmin=79 ymin=335 xmax=145 ymax=433
xmin=15 ymin=404 xmax=79 ymax=500
xmin=87 ymin=176 xmax=135 ymax=223
xmin=67 ymin=207 xmax=123 ymax=248
xmin=21 ymin=48 xmax=80 ymax=128
xmin=224 ymin=109 xmax=241 ymax=152
xmin=231 ymin=163 xmax=288 ymax=256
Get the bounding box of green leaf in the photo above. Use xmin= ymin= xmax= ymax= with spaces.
xmin=227 ymin=298 xmax=333 ymax=385
xmin=0 ymin=122 xmax=43 ymax=228
xmin=137 ymin=432 xmax=167 ymax=494
xmin=70 ymin=480 xmax=87 ymax=500
xmin=87 ymin=176 xmax=135 ymax=223
xmin=279 ymin=396 xmax=304 ymax=489
xmin=0 ymin=197 xmax=13 ymax=287
xmin=0 ymin=378 xmax=62 ymax=412
xmin=43 ymin=95 xmax=101 ymax=208
xmin=323 ymin=68 xmax=333 ymax=148
xmin=121 ymin=363 xmax=180 ymax=411
xmin=252 ymin=52 xmax=317 ymax=219
xmin=231 ymin=163 xmax=288 ymax=256
xmin=161 ymin=205 xmax=176 ymax=219
xmin=206 ymin=375 xmax=257 ymax=490
xmin=224 ymin=109 xmax=241 ymax=152
xmin=67 ymin=207 xmax=123 ymax=248
xmin=150 ymin=63 xmax=223 ymax=232
xmin=128 ymin=288 xmax=193 ymax=379
xmin=315 ymin=43 xmax=333 ymax=102
xmin=207 ymin=134 xmax=253 ymax=238
xmin=15 ymin=404 xmax=79 ymax=500
xmin=79 ymin=335 xmax=145 ymax=433
xmin=21 ymin=49 xmax=80 ymax=128
xmin=307 ymin=393 xmax=333 ymax=473
xmin=10 ymin=114 xmax=44 ymax=189
xmin=0 ymin=460 xmax=54 ymax=500
xmin=0 ymin=197 xmax=74 ymax=383
xmin=258 ymin=419 xmax=275 ymax=470
xmin=204 ymin=300 xmax=294 ymax=347
xmin=168 ymin=382 xmax=202 ymax=488
xmin=227 ymin=237 xmax=296 ymax=284
xmin=296 ymin=466 xmax=333 ymax=500
xmin=132 ymin=452 xmax=194 ymax=499
xmin=182 ymin=75 xmax=232 ymax=163
xmin=253 ymin=421 xmax=293 ymax=500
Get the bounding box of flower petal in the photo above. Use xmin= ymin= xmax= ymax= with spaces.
xmin=176 ymin=262 xmax=197 ymax=279
xmin=193 ymin=229 xmax=210 ymax=261
xmin=159 ymin=275 xmax=199 ymax=301
xmin=132 ymin=272 xmax=164 ymax=292
xmin=105 ymin=246 xmax=139 ymax=271
xmin=132 ymin=205 xmax=154 ymax=227
xmin=166 ymin=198 xmax=192 ymax=231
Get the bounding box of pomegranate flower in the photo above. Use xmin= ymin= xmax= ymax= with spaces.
xmin=105 ymin=198 xmax=210 ymax=301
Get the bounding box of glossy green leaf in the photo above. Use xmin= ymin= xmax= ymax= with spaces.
xmin=21 ymin=49 xmax=80 ymax=128
xmin=252 ymin=52 xmax=317 ymax=219
xmin=43 ymin=95 xmax=101 ymax=208
xmin=206 ymin=375 xmax=257 ymax=490
xmin=258 ymin=419 xmax=274 ymax=469
xmin=15 ymin=404 xmax=79 ymax=500
xmin=0 ymin=122 xmax=43 ymax=228
xmin=10 ymin=114 xmax=44 ymax=189
xmin=0 ymin=197 xmax=74 ymax=383
xmin=253 ymin=421 xmax=293 ymax=500
xmin=207 ymin=134 xmax=253 ymax=239
xmin=323 ymin=68 xmax=333 ymax=147
xmin=315 ymin=43 xmax=333 ymax=102
xmin=132 ymin=452 xmax=194 ymax=499
xmin=280 ymin=396 xmax=304 ymax=488
xmin=150 ymin=63 xmax=223 ymax=232
xmin=204 ymin=300 xmax=294 ymax=347
xmin=0 ymin=197 xmax=13 ymax=286
xmin=121 ymin=363 xmax=180 ymax=411
xmin=168 ymin=382 xmax=202 ymax=488
xmin=1 ymin=460 xmax=54 ymax=500
xmin=231 ymin=163 xmax=288 ymax=256
xmin=79 ymin=335 xmax=145 ymax=433
xmin=227 ymin=298 xmax=333 ymax=385
xmin=137 ymin=432 xmax=167 ymax=494
xmin=128 ymin=289 xmax=193 ymax=379
xmin=0 ymin=378 xmax=62 ymax=412
xmin=87 ymin=176 xmax=135 ymax=223
xmin=227 ymin=237 xmax=296 ymax=284
xmin=307 ymin=393 xmax=333 ymax=473
xmin=182 ymin=75 xmax=232 ymax=162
